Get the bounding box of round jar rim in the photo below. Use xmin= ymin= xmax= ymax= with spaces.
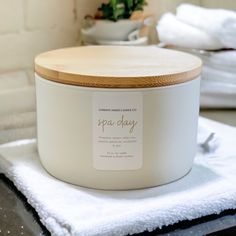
xmin=35 ymin=46 xmax=202 ymax=88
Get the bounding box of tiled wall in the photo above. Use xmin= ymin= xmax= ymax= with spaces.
xmin=0 ymin=0 xmax=103 ymax=85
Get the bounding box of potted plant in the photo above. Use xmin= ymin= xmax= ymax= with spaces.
xmin=81 ymin=0 xmax=148 ymax=44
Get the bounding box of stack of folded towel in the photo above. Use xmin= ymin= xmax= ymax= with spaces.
xmin=156 ymin=4 xmax=236 ymax=108
xmin=0 ymin=71 xmax=36 ymax=144
xmin=191 ymin=50 xmax=236 ymax=108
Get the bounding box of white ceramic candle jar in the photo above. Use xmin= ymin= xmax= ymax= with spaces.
xmin=35 ymin=46 xmax=202 ymax=190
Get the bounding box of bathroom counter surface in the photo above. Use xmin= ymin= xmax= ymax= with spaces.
xmin=0 ymin=109 xmax=236 ymax=236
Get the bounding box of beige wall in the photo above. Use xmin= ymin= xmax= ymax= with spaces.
xmin=146 ymin=0 xmax=200 ymax=20
xmin=0 ymin=0 xmax=235 ymax=82
xmin=146 ymin=0 xmax=236 ymax=19
xmin=0 ymin=0 xmax=103 ymax=84
xmin=200 ymin=0 xmax=236 ymax=9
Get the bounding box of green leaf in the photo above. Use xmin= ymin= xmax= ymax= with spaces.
xmin=113 ymin=5 xmax=125 ymax=20
xmin=126 ymin=0 xmax=133 ymax=9
xmin=97 ymin=0 xmax=147 ymax=21
xmin=110 ymin=0 xmax=118 ymax=8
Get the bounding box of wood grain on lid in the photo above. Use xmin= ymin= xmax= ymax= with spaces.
xmin=35 ymin=46 xmax=202 ymax=88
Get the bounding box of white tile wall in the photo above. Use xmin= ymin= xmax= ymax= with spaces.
xmin=25 ymin=0 xmax=76 ymax=30
xmin=0 ymin=0 xmax=24 ymax=34
xmin=0 ymin=0 xmax=104 ymax=85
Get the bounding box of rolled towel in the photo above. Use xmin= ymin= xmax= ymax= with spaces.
xmin=0 ymin=86 xmax=36 ymax=116
xmin=0 ymin=111 xmax=36 ymax=131
xmin=157 ymin=13 xmax=223 ymax=50
xmin=176 ymin=4 xmax=236 ymax=49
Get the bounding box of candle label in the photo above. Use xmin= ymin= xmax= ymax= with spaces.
xmin=93 ymin=92 xmax=143 ymax=170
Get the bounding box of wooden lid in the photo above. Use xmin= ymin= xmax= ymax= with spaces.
xmin=35 ymin=46 xmax=202 ymax=88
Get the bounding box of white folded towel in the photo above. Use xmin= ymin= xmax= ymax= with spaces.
xmin=0 ymin=87 xmax=36 ymax=116
xmin=157 ymin=13 xmax=223 ymax=50
xmin=176 ymin=4 xmax=236 ymax=49
xmin=1 ymin=117 xmax=235 ymax=236
xmin=0 ymin=71 xmax=29 ymax=91
xmin=159 ymin=47 xmax=236 ymax=108
xmin=0 ymin=110 xmax=36 ymax=144
xmin=201 ymin=80 xmax=236 ymax=108
xmin=0 ymin=126 xmax=36 ymax=145
xmin=200 ymin=64 xmax=236 ymax=108
xmin=202 ymin=66 xmax=236 ymax=85
xmin=0 ymin=111 xmax=36 ymax=131
xmin=193 ymin=50 xmax=236 ymax=73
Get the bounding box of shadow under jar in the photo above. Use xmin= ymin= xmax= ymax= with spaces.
xmin=34 ymin=46 xmax=202 ymax=190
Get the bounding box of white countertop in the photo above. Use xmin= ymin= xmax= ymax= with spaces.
xmin=200 ymin=109 xmax=236 ymax=127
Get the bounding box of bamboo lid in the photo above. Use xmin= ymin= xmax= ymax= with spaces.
xmin=35 ymin=46 xmax=202 ymax=88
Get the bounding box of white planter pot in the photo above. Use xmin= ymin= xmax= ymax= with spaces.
xmin=35 ymin=46 xmax=202 ymax=190
xmin=81 ymin=19 xmax=142 ymax=42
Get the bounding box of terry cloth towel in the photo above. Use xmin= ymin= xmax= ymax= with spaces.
xmin=0 ymin=111 xmax=36 ymax=144
xmin=176 ymin=4 xmax=236 ymax=49
xmin=0 ymin=111 xmax=36 ymax=131
xmin=195 ymin=50 xmax=236 ymax=108
xmin=200 ymin=79 xmax=236 ymax=108
xmin=0 ymin=117 xmax=236 ymax=236
xmin=0 ymin=71 xmax=29 ymax=91
xmin=0 ymin=87 xmax=36 ymax=116
xmin=202 ymin=66 xmax=236 ymax=85
xmin=191 ymin=50 xmax=236 ymax=108
xmin=193 ymin=50 xmax=236 ymax=73
xmin=186 ymin=50 xmax=236 ymax=75
xmin=160 ymin=47 xmax=236 ymax=108
xmin=0 ymin=126 xmax=36 ymax=145
xmin=157 ymin=13 xmax=223 ymax=50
